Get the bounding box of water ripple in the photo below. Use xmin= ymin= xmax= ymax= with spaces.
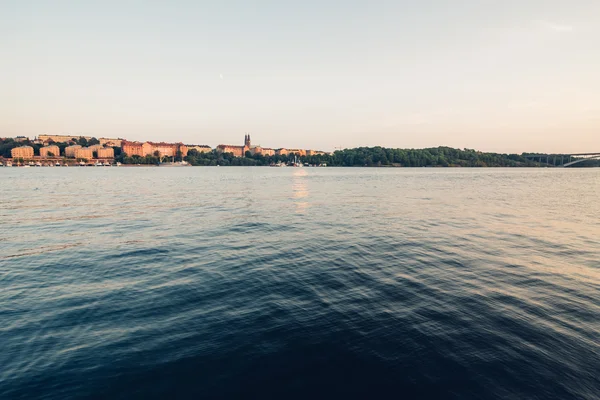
xmin=0 ymin=168 xmax=598 ymax=399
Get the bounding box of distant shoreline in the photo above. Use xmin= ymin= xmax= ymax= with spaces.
xmin=3 ymin=164 xmax=597 ymax=169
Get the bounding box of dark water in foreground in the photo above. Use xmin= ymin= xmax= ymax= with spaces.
xmin=1 ymin=167 xmax=599 ymax=399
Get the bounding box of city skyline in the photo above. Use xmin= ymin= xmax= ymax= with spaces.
xmin=2 ymin=1 xmax=599 ymax=153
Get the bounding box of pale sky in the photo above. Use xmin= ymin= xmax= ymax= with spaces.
xmin=1 ymin=0 xmax=599 ymax=153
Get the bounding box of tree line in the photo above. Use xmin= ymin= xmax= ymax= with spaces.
xmin=184 ymin=146 xmax=600 ymax=167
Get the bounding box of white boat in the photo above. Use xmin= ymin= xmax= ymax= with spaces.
xmin=55 ymin=162 xmax=61 ymax=166
xmin=116 ymin=162 xmax=122 ymax=166
xmin=22 ymin=164 xmax=30 ymax=168
xmin=94 ymin=161 xmax=102 ymax=166
xmin=35 ymin=162 xmax=42 ymax=167
xmin=103 ymin=162 xmax=111 ymax=166
xmin=158 ymin=156 xmax=189 ymax=167
xmin=6 ymin=161 xmax=12 ymax=167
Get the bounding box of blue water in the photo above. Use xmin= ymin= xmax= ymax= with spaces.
xmin=1 ymin=167 xmax=599 ymax=399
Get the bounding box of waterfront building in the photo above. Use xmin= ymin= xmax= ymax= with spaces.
xmin=88 ymin=144 xmax=104 ymax=152
xmin=216 ymin=144 xmax=245 ymax=157
xmin=11 ymin=146 xmax=34 ymax=159
xmin=40 ymin=145 xmax=60 ymax=158
xmin=307 ymin=150 xmax=327 ymax=156
xmin=212 ymin=135 xmax=326 ymax=158
xmin=251 ymin=146 xmax=275 ymax=156
xmin=14 ymin=136 xmax=29 ymax=142
xmin=65 ymin=145 xmax=82 ymax=158
xmin=122 ymin=141 xmax=149 ymax=157
xmin=216 ymin=135 xmax=251 ymax=157
xmin=121 ymin=141 xmax=187 ymax=158
xmin=74 ymin=147 xmax=94 ymax=160
xmin=187 ymin=145 xmax=212 ymax=153
xmin=152 ymin=142 xmax=188 ymax=157
xmin=97 ymin=147 xmax=115 ymax=158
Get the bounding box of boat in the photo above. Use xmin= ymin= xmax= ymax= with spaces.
xmin=6 ymin=161 xmax=12 ymax=167
xmin=94 ymin=161 xmax=102 ymax=166
xmin=103 ymin=162 xmax=111 ymax=166
xmin=158 ymin=156 xmax=189 ymax=167
xmin=290 ymin=155 xmax=303 ymax=167
xmin=116 ymin=162 xmax=122 ymax=166
xmin=55 ymin=162 xmax=61 ymax=167
xmin=22 ymin=164 xmax=30 ymax=168
xmin=35 ymin=162 xmax=42 ymax=167
xmin=159 ymin=162 xmax=189 ymax=167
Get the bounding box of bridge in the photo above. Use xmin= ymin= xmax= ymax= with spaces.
xmin=523 ymin=153 xmax=600 ymax=167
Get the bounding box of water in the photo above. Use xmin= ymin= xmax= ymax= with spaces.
xmin=1 ymin=167 xmax=598 ymax=399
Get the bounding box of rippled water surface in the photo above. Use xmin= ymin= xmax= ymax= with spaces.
xmin=1 ymin=167 xmax=599 ymax=399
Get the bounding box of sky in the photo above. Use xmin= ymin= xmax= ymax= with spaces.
xmin=1 ymin=0 xmax=599 ymax=153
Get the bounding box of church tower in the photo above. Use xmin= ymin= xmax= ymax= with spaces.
xmin=244 ymin=134 xmax=251 ymax=148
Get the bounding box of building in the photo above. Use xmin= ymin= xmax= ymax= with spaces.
xmin=14 ymin=136 xmax=29 ymax=142
xmin=151 ymin=142 xmax=188 ymax=157
xmin=74 ymin=147 xmax=94 ymax=160
xmin=97 ymin=147 xmax=114 ymax=158
xmin=121 ymin=141 xmax=187 ymax=158
xmin=187 ymin=145 xmax=212 ymax=153
xmin=216 ymin=135 xmax=251 ymax=157
xmin=275 ymin=148 xmax=288 ymax=156
xmin=251 ymin=146 xmax=275 ymax=156
xmin=40 ymin=145 xmax=60 ymax=158
xmin=287 ymin=149 xmax=307 ymax=157
xmin=248 ymin=145 xmax=275 ymax=156
xmin=122 ymin=141 xmax=149 ymax=157
xmin=38 ymin=134 xmax=91 ymax=144
xmin=11 ymin=146 xmax=34 ymax=159
xmin=65 ymin=145 xmax=82 ymax=158
xmin=99 ymin=137 xmax=123 ymax=147
xmin=87 ymin=144 xmax=104 ymax=152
